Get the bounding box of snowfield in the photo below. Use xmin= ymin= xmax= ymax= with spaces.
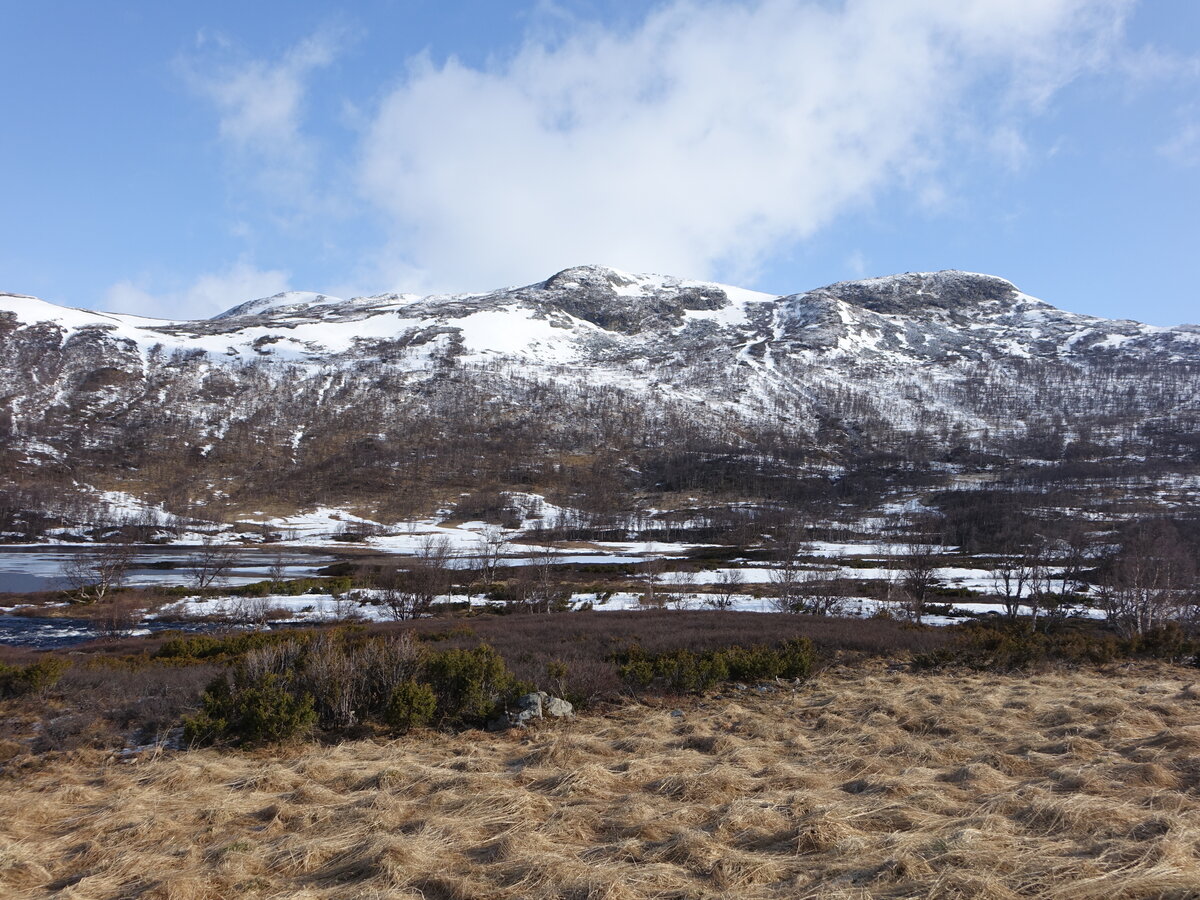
xmin=152 ymin=588 xmax=1104 ymax=629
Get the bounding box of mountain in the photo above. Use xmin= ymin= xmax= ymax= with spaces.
xmin=1 ymin=267 xmax=1198 ymax=539
xmin=5 ymin=266 xmax=1197 ymax=369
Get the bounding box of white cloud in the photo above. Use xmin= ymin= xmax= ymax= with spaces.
xmin=990 ymin=125 xmax=1031 ymax=173
xmin=1116 ymin=43 xmax=1200 ymax=88
xmin=1159 ymin=116 xmax=1200 ymax=167
xmin=844 ymin=250 xmax=869 ymax=280
xmin=183 ymin=28 xmax=346 ymax=202
xmin=105 ymin=262 xmax=291 ymax=319
xmin=357 ymin=0 xmax=1133 ymax=292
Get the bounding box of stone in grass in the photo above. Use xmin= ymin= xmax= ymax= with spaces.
xmin=489 ymin=692 xmax=574 ymax=730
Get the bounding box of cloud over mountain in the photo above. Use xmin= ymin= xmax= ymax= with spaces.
xmin=357 ymin=0 xmax=1132 ymax=292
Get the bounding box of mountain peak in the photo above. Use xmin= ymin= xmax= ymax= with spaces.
xmin=808 ymin=270 xmax=1023 ymax=316
xmin=540 ymin=264 xmax=677 ymax=297
xmin=531 ymin=265 xmax=733 ymax=334
xmin=213 ymin=291 xmax=343 ymax=321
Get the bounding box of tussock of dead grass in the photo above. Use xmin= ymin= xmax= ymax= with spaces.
xmin=6 ymin=663 xmax=1200 ymax=898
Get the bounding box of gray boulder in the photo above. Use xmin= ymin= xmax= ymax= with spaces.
xmin=490 ymin=692 xmax=574 ymax=730
xmin=542 ymin=694 xmax=574 ymax=718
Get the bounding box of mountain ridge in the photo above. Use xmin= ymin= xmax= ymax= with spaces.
xmin=2 ymin=267 xmax=1197 ymax=369
xmin=2 ymin=265 xmax=1197 ymax=534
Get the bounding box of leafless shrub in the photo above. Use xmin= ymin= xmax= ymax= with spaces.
xmin=267 ymin=548 xmax=288 ymax=591
xmin=794 ymin=569 xmax=847 ymax=617
xmin=380 ymin=536 xmax=458 ymax=619
xmin=86 ymin=591 xmax=144 ymax=638
xmin=329 ymin=592 xmax=367 ymax=622
xmin=232 ymin=594 xmax=274 ymax=627
xmin=300 ymin=632 xmax=423 ymax=729
xmin=356 ymin=631 xmax=422 ymax=710
xmin=767 ymin=531 xmax=809 ymax=613
xmin=658 ymin=571 xmax=690 ymax=610
xmin=506 ymin=543 xmax=570 ymax=613
xmin=638 ymin=559 xmax=667 ymax=609
xmin=242 ymin=640 xmax=305 ymax=683
xmin=187 ymin=536 xmax=237 ymax=589
xmin=900 ymin=538 xmax=941 ymax=625
xmin=705 ymin=569 xmax=745 ymax=610
xmin=304 ymin=634 xmax=360 ymax=729
xmin=989 ymin=552 xmax=1030 ymax=619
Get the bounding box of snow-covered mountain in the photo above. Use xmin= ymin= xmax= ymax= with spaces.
xmin=2 ymin=266 xmax=1198 ymax=530
xmin=4 ymin=266 xmax=1197 ymax=371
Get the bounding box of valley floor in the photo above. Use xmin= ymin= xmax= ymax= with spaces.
xmin=4 ymin=663 xmax=1200 ymax=898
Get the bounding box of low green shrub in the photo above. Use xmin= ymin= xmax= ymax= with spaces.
xmin=230 ymin=576 xmax=353 ymax=597
xmin=776 ymin=637 xmax=818 ymax=679
xmin=485 ymin=582 xmax=538 ymax=606
xmin=911 ymin=621 xmax=1195 ymax=672
xmin=0 ymin=657 xmax=71 ymax=698
xmin=616 ymin=649 xmax=655 ymax=689
xmin=315 ymin=562 xmax=357 ymax=577
xmin=615 ymin=637 xmax=815 ymax=694
xmin=912 ymin=625 xmax=1050 ymax=671
xmin=654 ymin=649 xmax=729 ymax=693
xmin=424 ymin=644 xmax=525 ymax=725
xmin=184 ymin=671 xmax=316 ymax=746
xmin=1128 ymin=624 xmax=1197 ymax=662
xmin=180 ymin=633 xmax=525 ymax=743
xmin=154 ymin=630 xmax=310 ymax=663
xmin=384 ymin=681 xmax=437 ymax=732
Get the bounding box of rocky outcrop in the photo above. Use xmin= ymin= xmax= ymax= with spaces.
xmin=489 ymin=692 xmax=575 ymax=730
xmin=536 ymin=265 xmax=730 ymax=334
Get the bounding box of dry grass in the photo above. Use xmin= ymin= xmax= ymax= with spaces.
xmin=5 ymin=663 xmax=1200 ymax=898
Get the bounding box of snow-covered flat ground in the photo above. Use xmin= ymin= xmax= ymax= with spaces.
xmin=156 ymin=593 xmax=390 ymax=623
xmin=155 ymin=589 xmax=795 ymax=622
xmin=154 ymin=588 xmax=1103 ymax=628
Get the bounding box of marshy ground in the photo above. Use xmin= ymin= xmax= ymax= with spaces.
xmin=4 ymin=662 xmax=1200 ymax=899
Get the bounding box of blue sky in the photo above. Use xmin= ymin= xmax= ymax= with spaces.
xmin=2 ymin=0 xmax=1197 ymax=324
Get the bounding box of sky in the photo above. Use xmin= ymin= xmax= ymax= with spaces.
xmin=1 ymin=0 xmax=1197 ymax=324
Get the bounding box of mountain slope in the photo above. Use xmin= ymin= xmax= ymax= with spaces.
xmin=1 ymin=267 xmax=1198 ymax=534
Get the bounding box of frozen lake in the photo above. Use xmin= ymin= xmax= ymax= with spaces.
xmin=0 ymin=614 xmax=234 ymax=650
xmin=0 ymin=546 xmax=337 ymax=593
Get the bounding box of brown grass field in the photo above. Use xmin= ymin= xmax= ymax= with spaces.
xmin=5 ymin=662 xmax=1200 ymax=899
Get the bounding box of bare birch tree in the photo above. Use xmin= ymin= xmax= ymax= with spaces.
xmin=1098 ymin=521 xmax=1196 ymax=637
xmin=900 ymin=539 xmax=941 ymax=625
xmin=768 ymin=525 xmax=810 ymax=613
xmin=187 ymin=536 xmax=237 ymax=589
xmin=61 ymin=542 xmax=134 ymax=603
xmin=475 ymin=526 xmax=510 ymax=586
